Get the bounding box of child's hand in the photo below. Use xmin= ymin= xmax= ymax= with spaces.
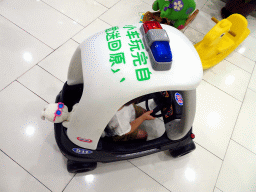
xmin=141 ymin=110 xmax=155 ymax=120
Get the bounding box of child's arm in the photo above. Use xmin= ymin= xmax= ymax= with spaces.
xmin=126 ymin=110 xmax=155 ymax=135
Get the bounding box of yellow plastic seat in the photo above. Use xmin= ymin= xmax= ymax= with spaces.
xmin=195 ymin=14 xmax=250 ymax=70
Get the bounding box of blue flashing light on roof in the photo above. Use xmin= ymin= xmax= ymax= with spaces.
xmin=151 ymin=41 xmax=172 ymax=62
xmin=140 ymin=21 xmax=173 ymax=71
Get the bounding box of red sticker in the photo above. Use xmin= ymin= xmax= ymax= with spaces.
xmin=77 ymin=137 xmax=92 ymax=143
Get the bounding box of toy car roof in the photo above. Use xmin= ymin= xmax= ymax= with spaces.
xmin=64 ymin=23 xmax=203 ymax=150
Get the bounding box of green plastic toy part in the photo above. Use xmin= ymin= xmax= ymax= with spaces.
xmin=152 ymin=0 xmax=196 ymax=29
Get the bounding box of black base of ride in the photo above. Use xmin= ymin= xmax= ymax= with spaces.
xmin=54 ymin=82 xmax=196 ymax=173
xmin=170 ymin=140 xmax=196 ymax=158
xmin=67 ymin=160 xmax=97 ymax=173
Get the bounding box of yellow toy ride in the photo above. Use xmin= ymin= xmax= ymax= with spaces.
xmin=195 ymin=14 xmax=250 ymax=70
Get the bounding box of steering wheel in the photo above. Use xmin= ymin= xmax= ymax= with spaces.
xmin=145 ymin=94 xmax=163 ymax=118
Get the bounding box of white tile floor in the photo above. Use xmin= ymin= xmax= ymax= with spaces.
xmin=1 ymin=0 xmax=256 ymax=191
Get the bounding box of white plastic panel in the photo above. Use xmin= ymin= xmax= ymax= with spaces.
xmin=66 ymin=23 xmax=203 ymax=150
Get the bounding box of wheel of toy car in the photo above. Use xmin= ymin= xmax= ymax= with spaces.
xmin=67 ymin=160 xmax=97 ymax=173
xmin=169 ymin=142 xmax=196 ymax=158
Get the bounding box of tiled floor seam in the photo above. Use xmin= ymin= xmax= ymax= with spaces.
xmin=212 ymin=57 xmax=256 ymax=190
xmin=33 ymin=0 xmax=103 ymax=51
xmin=212 ymin=144 xmax=228 ymax=190
xmin=32 ymin=49 xmax=56 ymax=65
xmin=0 ymin=81 xmax=16 ymax=93
xmin=16 ymin=80 xmax=49 ymax=104
xmin=201 ymin=0 xmax=210 ymax=9
xmin=231 ymin=139 xmax=256 ymax=156
xmin=223 ymin=59 xmax=255 ymax=74
xmin=0 ymin=49 xmax=62 ymax=95
xmin=88 ymin=7 xmax=112 ymax=23
xmin=0 ymin=14 xmax=54 ymax=50
xmin=201 ymin=79 xmax=244 ymax=102
xmin=105 ymin=0 xmax=122 ymax=9
xmin=0 ymin=149 xmax=52 ymax=192
xmin=142 ymin=0 xmax=152 ymax=6
xmin=37 ymin=65 xmax=65 ymax=83
xmin=62 ymin=173 xmax=77 ymax=192
xmin=94 ymin=0 xmax=110 ymax=9
xmin=40 ymin=0 xmax=84 ymax=28
xmin=15 ymin=64 xmax=38 ymax=81
xmin=71 ymin=38 xmax=80 ymax=44
xmin=248 ymin=87 xmax=256 ymax=93
xmin=181 ymin=26 xmax=189 ymax=34
xmin=128 ymin=160 xmax=172 ymax=192
xmin=234 ymin=49 xmax=256 ymax=62
xmin=98 ymin=18 xmax=113 ymax=27
xmin=188 ymin=27 xmax=205 ymax=37
xmin=194 ymin=141 xmax=223 ymax=161
xmin=189 ymin=12 xmax=213 ymax=32
xmin=212 ymin=82 xmax=252 ymax=190
xmin=1 ymin=64 xmax=41 ymax=94
xmin=69 ymin=28 xmax=86 ymax=44
xmin=49 ymin=36 xmax=80 ymax=54
xmin=214 ymin=186 xmax=223 ymax=192
xmin=68 ymin=9 xmax=112 ymax=42
xmin=229 ymin=61 xmax=256 ymax=139
xmin=15 ymin=49 xmax=57 ymax=80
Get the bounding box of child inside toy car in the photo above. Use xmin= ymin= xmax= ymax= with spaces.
xmin=104 ymin=98 xmax=155 ymax=142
